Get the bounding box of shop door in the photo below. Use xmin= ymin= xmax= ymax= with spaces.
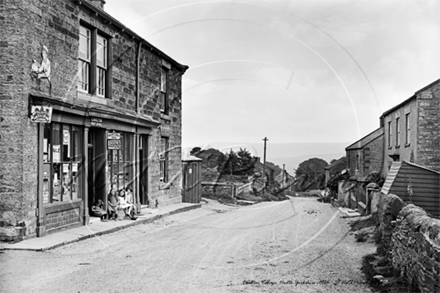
xmin=87 ymin=128 xmax=106 ymax=210
xmin=139 ymin=135 xmax=149 ymax=205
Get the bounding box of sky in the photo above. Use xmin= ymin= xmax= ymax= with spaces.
xmin=105 ymin=0 xmax=439 ymax=164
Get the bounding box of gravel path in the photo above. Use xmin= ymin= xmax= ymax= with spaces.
xmin=0 ymin=197 xmax=376 ymax=293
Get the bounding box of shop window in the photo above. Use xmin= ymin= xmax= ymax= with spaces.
xmin=160 ymin=67 xmax=168 ymax=114
xmin=42 ymin=123 xmax=83 ymax=204
xmin=160 ymin=137 xmax=169 ymax=182
xmin=78 ymin=24 xmax=109 ymax=98
xmin=106 ymin=132 xmax=134 ymax=192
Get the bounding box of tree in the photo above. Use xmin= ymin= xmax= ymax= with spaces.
xmin=294 ymin=157 xmax=329 ymax=191
xmin=190 ymin=147 xmax=202 ymax=156
xmin=217 ymin=148 xmax=257 ymax=175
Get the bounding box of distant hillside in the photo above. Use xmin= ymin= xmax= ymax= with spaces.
xmin=183 ymin=142 xmax=348 ymax=173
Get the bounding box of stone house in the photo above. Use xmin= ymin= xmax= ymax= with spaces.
xmin=381 ymin=78 xmax=440 ymax=176
xmin=0 ymin=0 xmax=188 ymax=242
xmin=345 ymin=127 xmax=384 ymax=179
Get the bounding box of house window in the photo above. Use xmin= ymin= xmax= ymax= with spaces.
xmin=159 ymin=137 xmax=169 ymax=182
xmin=78 ymin=26 xmax=90 ymax=92
xmin=405 ymin=113 xmax=410 ymax=145
xmin=96 ymin=35 xmax=107 ymax=97
xmin=388 ymin=121 xmax=392 ymax=148
xmin=160 ymin=68 xmax=168 ymax=114
xmin=42 ymin=123 xmax=83 ymax=204
xmin=356 ymin=154 xmax=359 ymax=171
xmin=395 ymin=117 xmax=400 ymax=147
xmin=78 ymin=25 xmax=109 ymax=98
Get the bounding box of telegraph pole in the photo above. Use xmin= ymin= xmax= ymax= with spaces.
xmin=282 ymin=163 xmax=285 ymax=187
xmin=262 ymin=137 xmax=268 ymax=192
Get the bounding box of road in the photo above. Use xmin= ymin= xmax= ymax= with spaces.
xmin=0 ymin=197 xmax=375 ymax=293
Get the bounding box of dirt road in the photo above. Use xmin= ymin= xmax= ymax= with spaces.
xmin=0 ymin=197 xmax=375 ymax=293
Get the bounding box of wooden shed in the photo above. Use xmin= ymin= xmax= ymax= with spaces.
xmin=381 ymin=161 xmax=440 ymax=217
xmin=182 ymin=155 xmax=202 ymax=203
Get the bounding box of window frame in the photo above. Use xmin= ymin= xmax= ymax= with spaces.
xmin=405 ymin=113 xmax=411 ymax=146
xmin=160 ymin=67 xmax=169 ymax=114
xmin=78 ymin=24 xmax=110 ymax=98
xmin=78 ymin=26 xmax=91 ymax=92
xmin=388 ymin=120 xmax=392 ymax=148
xmin=159 ymin=137 xmax=169 ymax=183
xmin=395 ymin=117 xmax=400 ymax=147
xmin=42 ymin=123 xmax=83 ymax=205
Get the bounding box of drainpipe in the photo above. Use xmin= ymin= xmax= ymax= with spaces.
xmin=136 ymin=40 xmax=141 ymax=114
xmin=135 ymin=40 xmax=142 ymax=213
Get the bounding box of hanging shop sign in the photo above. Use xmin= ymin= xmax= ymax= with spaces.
xmin=90 ymin=117 xmax=103 ymax=127
xmin=108 ymin=139 xmax=122 ymax=150
xmin=30 ymin=105 xmax=52 ymax=123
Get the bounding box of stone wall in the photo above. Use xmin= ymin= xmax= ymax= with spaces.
xmin=392 ymin=204 xmax=440 ymax=293
xmin=416 ymin=80 xmax=440 ymax=172
xmin=202 ymin=182 xmax=236 ymax=199
xmin=371 ymin=192 xmax=440 ymax=293
xmin=371 ymin=192 xmax=404 ymax=253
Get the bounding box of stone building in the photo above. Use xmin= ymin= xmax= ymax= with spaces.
xmin=345 ymin=127 xmax=384 ymax=179
xmin=381 ymin=78 xmax=440 ymax=176
xmin=0 ymin=0 xmax=188 ymax=241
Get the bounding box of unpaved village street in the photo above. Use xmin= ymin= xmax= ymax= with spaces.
xmin=1 ymin=197 xmax=376 ymax=293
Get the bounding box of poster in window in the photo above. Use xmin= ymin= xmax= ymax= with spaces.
xmin=53 ymin=145 xmax=60 ymax=163
xmin=63 ymin=163 xmax=69 ymax=173
xmin=63 ymin=130 xmax=70 ymax=145
xmin=72 ymin=162 xmax=78 ymax=173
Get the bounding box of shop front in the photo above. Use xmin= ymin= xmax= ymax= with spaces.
xmin=32 ymin=95 xmax=157 ymax=237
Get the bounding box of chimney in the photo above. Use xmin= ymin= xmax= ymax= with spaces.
xmin=88 ymin=0 xmax=105 ymax=10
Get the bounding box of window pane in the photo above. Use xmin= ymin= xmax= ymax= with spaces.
xmin=96 ymin=35 xmax=107 ymax=68
xmin=43 ymin=124 xmax=51 ymax=204
xmin=72 ymin=126 xmax=81 ymax=200
xmin=79 ymin=26 xmax=90 ymax=61
xmin=62 ymin=125 xmax=72 ymax=202
xmin=97 ymin=67 xmax=105 ymax=97
xmin=77 ymin=60 xmax=89 ymax=91
xmin=161 ymin=68 xmax=167 ymax=92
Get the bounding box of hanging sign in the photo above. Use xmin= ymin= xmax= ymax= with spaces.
xmin=90 ymin=117 xmax=102 ymax=127
xmin=30 ymin=105 xmax=52 ymax=123
xmin=108 ymin=139 xmax=122 ymax=150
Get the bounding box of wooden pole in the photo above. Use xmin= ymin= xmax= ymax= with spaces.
xmin=262 ymin=137 xmax=268 ymax=192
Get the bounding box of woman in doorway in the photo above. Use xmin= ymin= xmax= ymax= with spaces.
xmin=107 ymin=185 xmax=119 ymax=220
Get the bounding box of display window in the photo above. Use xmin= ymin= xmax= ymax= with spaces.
xmin=106 ymin=131 xmax=134 ymax=193
xmin=43 ymin=123 xmax=83 ymax=204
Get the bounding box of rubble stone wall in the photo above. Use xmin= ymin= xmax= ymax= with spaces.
xmin=372 ymin=192 xmax=404 ymax=253
xmin=202 ymin=183 xmax=236 ymax=199
xmin=391 ymin=204 xmax=440 ymax=293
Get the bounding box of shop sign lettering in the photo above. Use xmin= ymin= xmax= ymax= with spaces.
xmin=90 ymin=117 xmax=102 ymax=127
xmin=30 ymin=105 xmax=52 ymax=123
xmin=108 ymin=139 xmax=122 ymax=150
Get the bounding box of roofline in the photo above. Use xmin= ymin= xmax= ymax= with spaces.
xmin=381 ymin=78 xmax=440 ymax=117
xmin=75 ymin=0 xmax=189 ymax=73
xmin=345 ymin=127 xmax=383 ymax=151
xmin=402 ymin=160 xmax=440 ymax=175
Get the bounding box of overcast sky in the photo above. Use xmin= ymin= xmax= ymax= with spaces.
xmin=106 ymin=0 xmax=439 ymax=152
